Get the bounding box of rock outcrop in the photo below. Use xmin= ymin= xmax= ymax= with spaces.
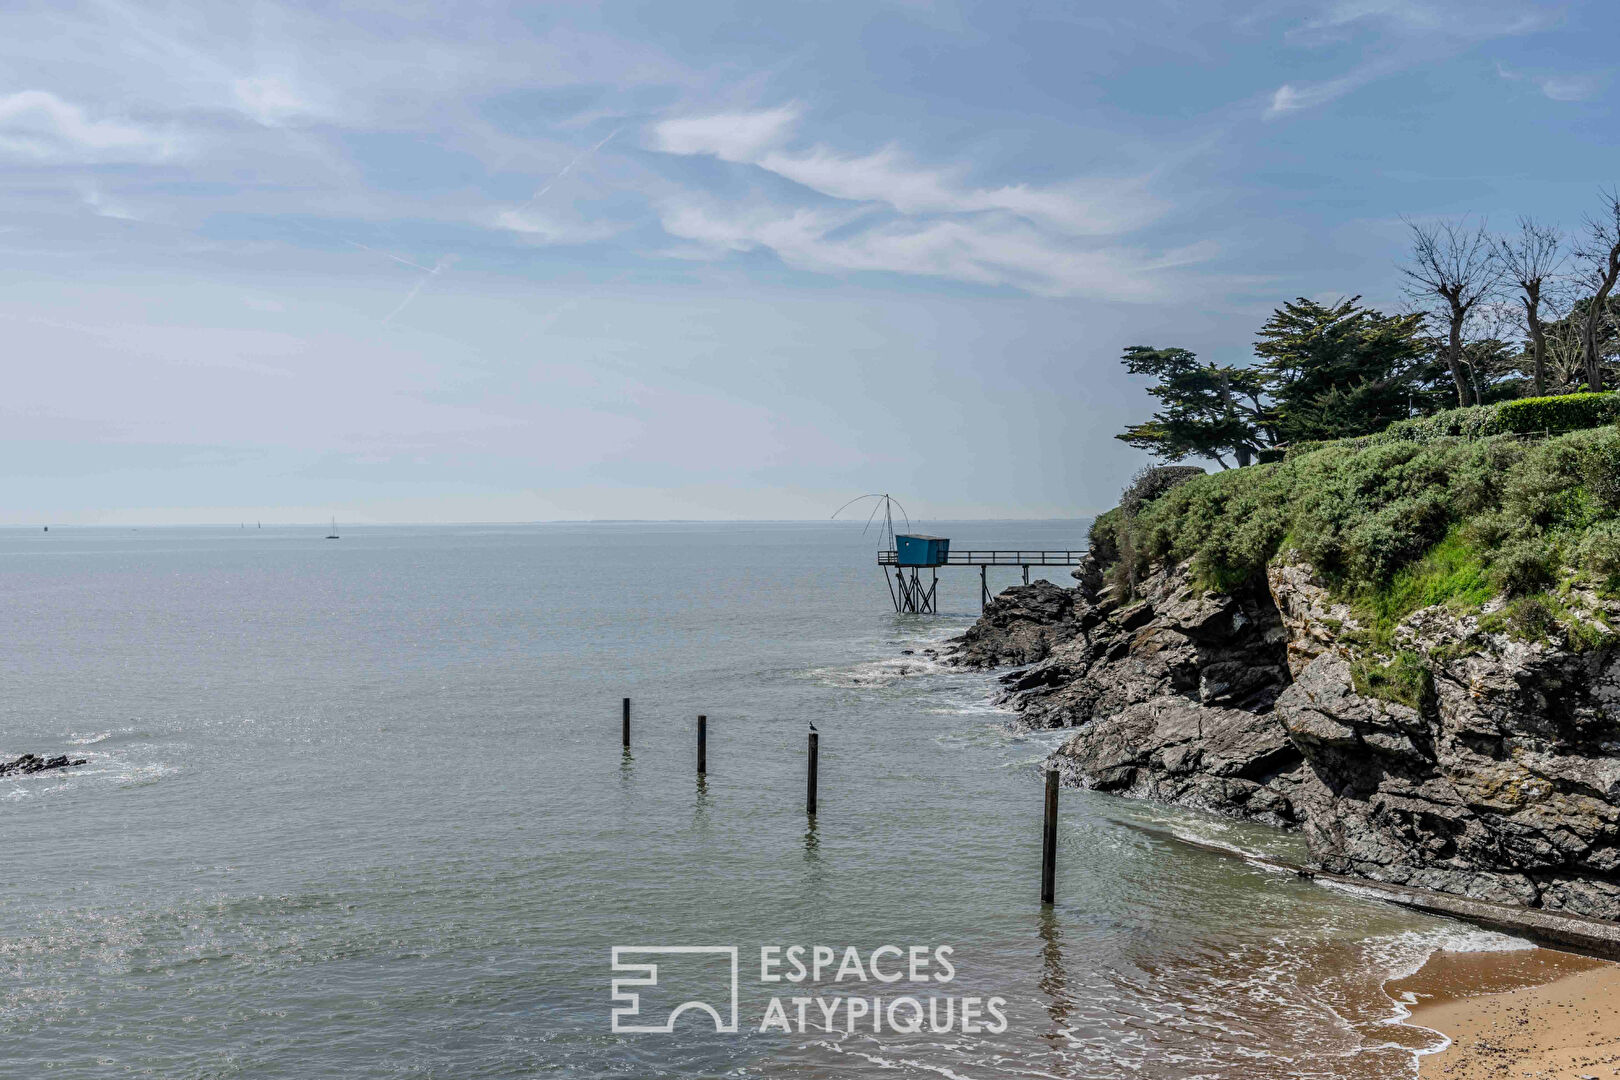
xmin=948 ymin=579 xmax=1089 ymax=668
xmin=951 ymin=559 xmax=1306 ymax=826
xmin=1274 ymin=572 xmax=1620 ymax=920
xmin=952 ymin=553 xmax=1620 ymax=922
xmin=0 ymin=753 xmax=88 ymax=777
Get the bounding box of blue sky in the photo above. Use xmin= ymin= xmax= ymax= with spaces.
xmin=2 ymin=0 xmax=1616 ymax=523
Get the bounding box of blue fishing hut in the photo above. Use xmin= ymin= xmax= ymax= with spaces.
xmin=895 ymin=534 xmax=950 ymax=567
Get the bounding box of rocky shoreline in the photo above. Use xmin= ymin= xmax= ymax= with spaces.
xmin=948 ymin=555 xmax=1620 ymax=925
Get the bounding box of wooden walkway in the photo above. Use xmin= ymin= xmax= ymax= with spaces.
xmin=877 ymin=549 xmax=1087 ymax=611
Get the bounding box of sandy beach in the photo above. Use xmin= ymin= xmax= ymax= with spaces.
xmin=1393 ymin=947 xmax=1620 ymax=1078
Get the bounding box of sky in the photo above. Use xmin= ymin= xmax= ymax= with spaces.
xmin=2 ymin=0 xmax=1618 ymax=525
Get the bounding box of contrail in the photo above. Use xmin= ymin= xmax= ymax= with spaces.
xmin=381 ymin=256 xmax=453 ymax=325
xmin=344 ymin=239 xmax=438 ymax=274
xmin=511 ymin=127 xmax=621 ymax=217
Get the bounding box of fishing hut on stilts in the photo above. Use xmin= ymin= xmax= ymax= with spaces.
xmin=834 ymin=494 xmax=1086 ymax=614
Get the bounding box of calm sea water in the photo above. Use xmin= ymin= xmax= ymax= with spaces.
xmin=0 ymin=522 xmax=1528 ymax=1078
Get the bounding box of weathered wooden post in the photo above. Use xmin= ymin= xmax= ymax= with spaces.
xmin=1041 ymin=769 xmax=1058 ymax=904
xmin=622 ymin=697 xmax=631 ymax=749
xmin=807 ymin=731 xmax=819 ymax=816
xmin=697 ymin=715 xmax=707 ymax=774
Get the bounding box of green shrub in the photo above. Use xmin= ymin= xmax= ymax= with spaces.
xmin=1574 ymin=521 xmax=1620 ymax=585
xmin=1458 ymin=512 xmax=1516 ymax=550
xmin=1087 ymin=508 xmax=1121 ymax=566
xmin=1489 ymin=537 xmax=1557 ymax=596
xmin=1580 ymin=430 xmax=1620 ymax=511
xmin=1495 ymin=392 xmax=1620 ymax=435
xmin=1477 ymin=592 xmax=1616 ymax=650
xmin=1101 ymin=422 xmax=1615 ymax=613
xmin=1367 ymin=392 xmax=1620 ymax=448
xmin=1487 ymin=594 xmax=1559 ymax=641
xmin=1119 ymin=465 xmax=1205 ymax=515
xmin=1350 ymin=650 xmax=1432 ymax=710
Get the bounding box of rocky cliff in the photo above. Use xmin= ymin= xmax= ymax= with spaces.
xmin=949 ymin=554 xmax=1620 ymax=922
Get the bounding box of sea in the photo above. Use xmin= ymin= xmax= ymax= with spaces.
xmin=0 ymin=521 xmax=1533 ymax=1078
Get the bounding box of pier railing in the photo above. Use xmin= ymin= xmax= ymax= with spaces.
xmin=877 ymin=549 xmax=1086 ymax=566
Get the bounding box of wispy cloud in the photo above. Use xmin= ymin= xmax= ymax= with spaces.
xmin=232 ymin=75 xmax=326 ymax=127
xmin=651 ymin=105 xmax=801 ymax=161
xmin=0 ymin=90 xmax=177 ymax=161
xmin=657 ymin=196 xmax=1202 ymax=301
xmin=1263 ymin=70 xmax=1379 ymax=118
xmin=1496 ymin=62 xmax=1609 ymax=103
xmin=1292 ymin=0 xmax=1549 ymax=42
xmin=1267 ymin=0 xmax=1549 ymax=119
xmin=649 ymin=104 xmax=1184 ymax=297
xmin=655 ymin=106 xmax=1159 ymax=235
xmin=491 ymin=207 xmax=625 ymax=245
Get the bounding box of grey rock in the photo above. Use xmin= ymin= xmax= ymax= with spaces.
xmin=0 ymin=753 xmax=89 ymax=777
xmin=953 ymin=546 xmax=1620 ymax=924
xmin=945 ymin=579 xmax=1093 ymax=669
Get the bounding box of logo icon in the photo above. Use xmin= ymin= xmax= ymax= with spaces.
xmin=610 ymin=946 xmax=739 ymax=1033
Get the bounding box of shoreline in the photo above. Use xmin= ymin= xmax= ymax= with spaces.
xmin=1390 ymin=947 xmax=1620 ymax=1077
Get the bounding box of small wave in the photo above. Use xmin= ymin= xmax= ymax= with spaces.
xmin=117 ymin=762 xmax=179 ymax=788
xmin=804 ymin=654 xmax=955 ymax=688
xmin=66 ymin=728 xmax=149 ymax=746
xmin=1362 ymin=925 xmax=1534 ymax=983
xmin=1358 ymin=925 xmax=1535 ymax=1068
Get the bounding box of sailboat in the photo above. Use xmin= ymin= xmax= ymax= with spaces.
xmin=326 ymin=517 xmax=340 ymax=540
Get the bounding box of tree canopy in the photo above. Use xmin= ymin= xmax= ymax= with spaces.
xmin=1114 ymin=346 xmax=1270 ymax=468
xmin=1253 ymin=297 xmax=1428 ymax=442
xmin=1118 ymin=298 xmax=1427 ymax=466
xmin=1117 ymin=196 xmax=1620 ymax=469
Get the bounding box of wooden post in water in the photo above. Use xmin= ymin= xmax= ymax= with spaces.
xmin=697 ymin=715 xmax=707 ymax=775
xmin=807 ymin=731 xmax=819 ymax=816
xmin=622 ymin=698 xmax=631 ymax=749
xmin=1041 ymin=769 xmax=1058 ymax=904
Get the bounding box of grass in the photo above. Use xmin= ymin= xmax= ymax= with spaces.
xmin=1349 ymin=649 xmax=1433 ymax=710
xmin=1354 ymin=529 xmax=1493 ymax=635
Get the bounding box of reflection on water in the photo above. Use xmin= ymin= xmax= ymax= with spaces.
xmin=1037 ymin=904 xmax=1072 ymax=1047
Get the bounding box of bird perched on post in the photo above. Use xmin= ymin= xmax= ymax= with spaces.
xmin=808 ymin=721 xmax=817 ymax=732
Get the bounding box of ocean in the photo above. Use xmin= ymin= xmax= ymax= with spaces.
xmin=0 ymin=521 xmax=1529 ymax=1077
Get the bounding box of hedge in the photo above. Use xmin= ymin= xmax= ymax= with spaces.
xmin=1365 ymin=392 xmax=1620 ymax=447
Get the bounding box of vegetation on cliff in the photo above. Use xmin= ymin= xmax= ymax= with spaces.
xmin=1090 ymin=393 xmax=1620 ymax=657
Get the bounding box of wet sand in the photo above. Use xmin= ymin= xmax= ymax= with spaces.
xmin=1391 ymin=947 xmax=1620 ymax=1078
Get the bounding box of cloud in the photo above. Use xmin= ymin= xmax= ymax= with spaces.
xmin=1495 ymin=62 xmax=1609 ymax=103
xmin=0 ymin=90 xmax=176 ymax=161
xmin=1535 ymin=73 xmax=1606 ymax=102
xmin=1294 ymin=0 xmax=1547 ymax=41
xmin=1263 ymin=69 xmax=1376 ymax=118
xmin=654 ymin=105 xmax=1164 ymax=242
xmin=646 ymin=102 xmax=1189 ymax=298
xmin=232 ymin=75 xmax=325 ymax=126
xmin=657 ymin=198 xmax=1205 ymax=301
xmin=491 ymin=207 xmax=624 ymax=245
xmin=78 ymin=183 xmax=142 ymax=221
xmin=651 ymin=105 xmax=800 ymax=162
xmin=1270 ymin=1 xmax=1550 ymax=119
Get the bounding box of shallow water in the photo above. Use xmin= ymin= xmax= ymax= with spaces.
xmin=0 ymin=521 xmax=1523 ymax=1077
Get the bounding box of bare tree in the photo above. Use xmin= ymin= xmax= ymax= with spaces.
xmin=1401 ymin=217 xmax=1502 ymax=407
xmin=1573 ymin=188 xmax=1620 ymax=393
xmin=1494 ymin=217 xmax=1564 ymax=397
xmin=1542 ymin=283 xmax=1589 ymax=392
